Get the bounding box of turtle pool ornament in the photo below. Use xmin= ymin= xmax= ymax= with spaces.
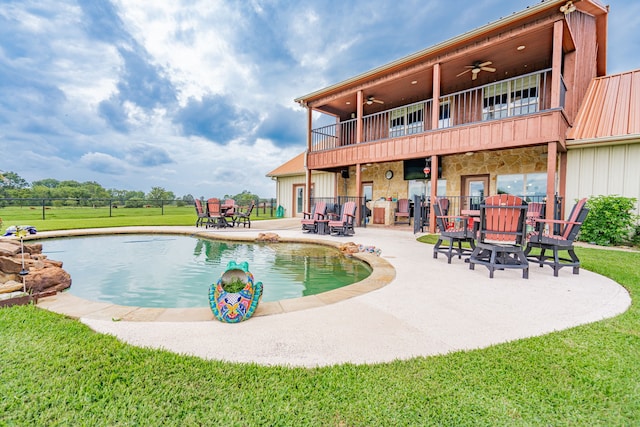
xmin=209 ymin=261 xmax=263 ymax=323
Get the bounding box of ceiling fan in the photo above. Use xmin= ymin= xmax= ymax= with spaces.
xmin=364 ymin=96 xmax=384 ymax=105
xmin=456 ymin=61 xmax=496 ymax=80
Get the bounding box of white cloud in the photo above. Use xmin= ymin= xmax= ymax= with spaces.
xmin=1 ymin=0 xmax=639 ymax=199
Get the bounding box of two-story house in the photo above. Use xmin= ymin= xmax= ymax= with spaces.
xmin=290 ymin=0 xmax=608 ymax=231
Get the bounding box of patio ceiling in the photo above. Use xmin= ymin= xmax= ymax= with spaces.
xmin=312 ymin=23 xmax=556 ymax=120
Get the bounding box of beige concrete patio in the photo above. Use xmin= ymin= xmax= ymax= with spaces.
xmin=36 ymin=218 xmax=631 ymax=367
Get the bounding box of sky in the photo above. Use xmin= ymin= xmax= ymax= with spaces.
xmin=1 ymin=0 xmax=638 ymax=199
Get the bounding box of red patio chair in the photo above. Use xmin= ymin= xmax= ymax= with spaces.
xmin=194 ymin=199 xmax=208 ymax=227
xmin=394 ymin=198 xmax=411 ymax=225
xmin=205 ymin=198 xmax=226 ymax=228
xmin=432 ymin=197 xmax=475 ymax=263
xmin=328 ymin=201 xmax=356 ymax=236
xmin=235 ymin=202 xmax=255 ymax=228
xmin=301 ymin=201 xmax=327 ymax=233
xmin=468 ymin=194 xmax=529 ymax=278
xmin=525 ymin=198 xmax=589 ymax=276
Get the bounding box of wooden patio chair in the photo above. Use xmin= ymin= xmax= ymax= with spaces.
xmin=394 ymin=198 xmax=411 ymax=225
xmin=525 ymin=198 xmax=589 ymax=276
xmin=525 ymin=201 xmax=545 ymax=232
xmin=468 ymin=194 xmax=529 ymax=278
xmin=205 ymin=198 xmax=226 ymax=228
xmin=301 ymin=201 xmax=327 ymax=233
xmin=221 ymin=199 xmax=237 ymax=227
xmin=194 ymin=199 xmax=208 ymax=227
xmin=328 ymin=201 xmax=356 ymax=236
xmin=432 ymin=197 xmax=475 ymax=263
xmin=235 ymin=202 xmax=255 ymax=228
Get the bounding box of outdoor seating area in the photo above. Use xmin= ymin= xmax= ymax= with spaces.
xmin=300 ymin=200 xmax=356 ymax=236
xmin=432 ymin=195 xmax=590 ymax=279
xmin=194 ymin=198 xmax=254 ymax=229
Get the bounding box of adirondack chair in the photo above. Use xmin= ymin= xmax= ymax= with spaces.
xmin=328 ymin=201 xmax=356 ymax=236
xmin=394 ymin=198 xmax=411 ymax=225
xmin=301 ymin=201 xmax=327 ymax=233
xmin=468 ymin=194 xmax=529 ymax=278
xmin=235 ymin=202 xmax=255 ymax=228
xmin=525 ymin=198 xmax=589 ymax=276
xmin=432 ymin=197 xmax=475 ymax=263
xmin=194 ymin=199 xmax=208 ymax=227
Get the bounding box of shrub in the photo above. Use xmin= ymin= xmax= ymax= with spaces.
xmin=579 ymin=195 xmax=639 ymax=246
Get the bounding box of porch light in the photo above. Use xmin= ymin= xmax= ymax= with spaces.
xmin=423 ymin=166 xmax=431 ymax=176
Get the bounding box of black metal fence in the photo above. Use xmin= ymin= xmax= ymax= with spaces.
xmin=0 ymin=198 xmax=277 ymax=220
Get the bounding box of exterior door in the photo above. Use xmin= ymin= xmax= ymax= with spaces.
xmin=461 ymin=175 xmax=489 ymax=210
xmin=361 ymin=182 xmax=373 ymax=221
xmin=292 ymin=184 xmax=305 ymax=217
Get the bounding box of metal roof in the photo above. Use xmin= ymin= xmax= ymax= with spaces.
xmin=568 ymin=69 xmax=640 ymax=143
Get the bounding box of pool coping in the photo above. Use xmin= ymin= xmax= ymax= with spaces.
xmin=32 ymin=227 xmax=396 ymax=322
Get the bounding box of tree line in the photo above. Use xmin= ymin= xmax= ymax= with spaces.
xmin=0 ymin=171 xmax=261 ymax=208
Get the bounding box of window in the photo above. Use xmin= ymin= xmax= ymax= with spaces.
xmin=408 ymin=179 xmax=447 ymax=201
xmin=408 ymin=180 xmax=426 ymax=200
xmin=390 ymin=104 xmax=424 ymax=137
xmin=406 ymin=104 xmax=424 ymax=134
xmin=496 ymin=173 xmax=546 ymax=200
xmin=438 ymin=98 xmax=452 ymax=128
xmin=483 ymin=74 xmax=539 ymax=120
xmin=389 ymin=108 xmax=405 ymax=137
xmin=426 ymin=179 xmax=447 ymax=196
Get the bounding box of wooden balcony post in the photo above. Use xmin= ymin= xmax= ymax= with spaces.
xmin=432 ymin=63 xmax=441 ymax=130
xmin=355 ymin=163 xmax=362 ymax=225
xmin=546 ymin=141 xmax=558 ymax=221
xmin=356 ymin=90 xmax=363 ymax=143
xmin=551 ymin=20 xmax=563 ymax=109
xmin=558 ymin=148 xmax=567 ymax=219
xmin=305 ymin=105 xmax=312 ymax=213
xmin=429 ymin=155 xmax=439 ymax=233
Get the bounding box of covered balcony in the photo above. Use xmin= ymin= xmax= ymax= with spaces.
xmin=311 ymin=69 xmax=561 ymax=152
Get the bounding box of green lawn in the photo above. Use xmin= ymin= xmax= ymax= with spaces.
xmin=0 ymin=205 xmax=276 ymax=231
xmin=0 ymin=233 xmax=638 ymax=424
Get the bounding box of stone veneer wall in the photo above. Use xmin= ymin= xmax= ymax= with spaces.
xmin=338 ymin=146 xmax=550 ymax=199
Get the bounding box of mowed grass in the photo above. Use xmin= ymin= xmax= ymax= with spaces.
xmin=0 ymin=226 xmax=638 ymax=424
xmin=0 ymin=205 xmax=275 ymax=231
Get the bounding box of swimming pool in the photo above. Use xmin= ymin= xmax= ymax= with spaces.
xmin=41 ymin=234 xmax=372 ymax=308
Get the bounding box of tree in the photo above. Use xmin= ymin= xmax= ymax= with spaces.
xmin=146 ymin=187 xmax=175 ymax=207
xmin=226 ymin=190 xmax=259 ymax=205
xmin=31 ymin=178 xmax=60 ymax=188
xmin=0 ymin=171 xmax=29 ymax=189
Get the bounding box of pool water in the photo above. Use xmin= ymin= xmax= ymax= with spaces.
xmin=41 ymin=234 xmax=372 ymax=308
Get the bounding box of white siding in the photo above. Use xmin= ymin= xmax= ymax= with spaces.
xmin=275 ymin=172 xmax=336 ymax=218
xmin=567 ymin=142 xmax=640 ymax=215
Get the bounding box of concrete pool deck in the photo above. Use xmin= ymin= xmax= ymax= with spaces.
xmin=36 ymin=219 xmax=631 ymax=367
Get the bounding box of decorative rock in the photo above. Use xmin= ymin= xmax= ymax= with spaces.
xmin=0 ymin=238 xmax=71 ymax=306
xmin=0 ymin=280 xmax=23 ymax=294
xmin=256 ymin=232 xmax=279 ymax=242
xmin=0 ymin=256 xmax=24 ymax=274
xmin=24 ymin=267 xmax=71 ymax=294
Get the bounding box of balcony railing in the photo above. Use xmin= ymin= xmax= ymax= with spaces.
xmin=311 ymin=69 xmax=554 ymax=152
